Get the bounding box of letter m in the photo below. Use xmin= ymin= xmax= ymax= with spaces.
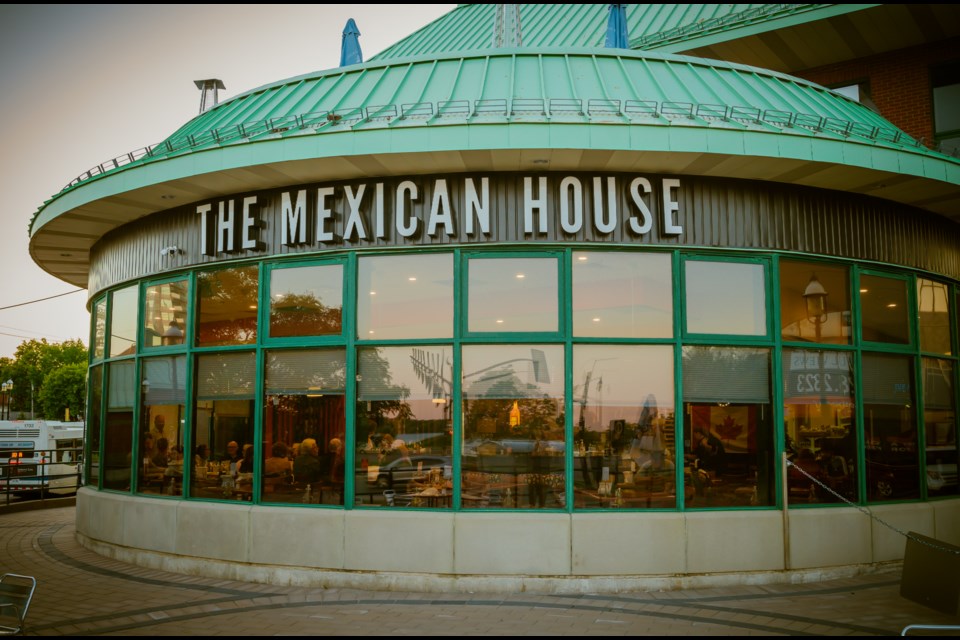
xmin=281 ymin=190 xmax=308 ymax=245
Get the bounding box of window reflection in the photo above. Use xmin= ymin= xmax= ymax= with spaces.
xmin=782 ymin=349 xmax=857 ymax=504
xmin=196 ymin=266 xmax=259 ymax=346
xmin=468 ymin=257 xmax=558 ymax=333
xmin=860 ymin=274 xmax=909 ymax=344
xmin=682 ymin=347 xmax=774 ymax=507
xmin=103 ymin=361 xmax=135 ymax=491
xmin=357 ymin=254 xmax=452 ymax=339
xmin=863 ymin=353 xmax=919 ymax=501
xmin=918 ymin=279 xmax=951 ymax=355
xmin=144 ymin=280 xmax=188 ymax=348
xmin=190 ymin=353 xmax=256 ymax=501
xmin=263 ymin=349 xmax=346 ymax=505
xmin=685 ymin=261 xmax=766 ymax=336
xmin=923 ymin=357 xmax=957 ymax=498
xmin=269 ymin=264 xmax=343 ymax=338
xmin=138 ymin=356 xmax=186 ymax=496
xmin=779 ymin=261 xmax=851 ymax=344
xmin=109 ymin=285 xmax=138 ymax=357
xmin=572 ymin=252 xmax=672 ymax=338
xmin=93 ymin=299 xmax=106 ymax=360
xmin=573 ymin=345 xmax=677 ymax=509
xmin=87 ymin=365 xmax=103 ymax=486
xmin=355 ymin=346 xmax=453 ymax=508
xmin=461 ymin=345 xmax=564 ymax=509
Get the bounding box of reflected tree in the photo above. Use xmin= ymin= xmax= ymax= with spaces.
xmin=270 ymin=292 xmax=342 ymax=337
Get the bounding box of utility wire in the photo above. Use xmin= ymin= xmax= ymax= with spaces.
xmin=0 ymin=289 xmax=84 ymax=311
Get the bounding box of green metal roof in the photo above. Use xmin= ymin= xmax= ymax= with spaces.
xmin=29 ymin=3 xmax=960 ymax=259
xmin=371 ymin=4 xmax=854 ymax=59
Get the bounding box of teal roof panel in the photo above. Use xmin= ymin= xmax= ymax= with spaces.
xmin=371 ymin=4 xmax=840 ymax=60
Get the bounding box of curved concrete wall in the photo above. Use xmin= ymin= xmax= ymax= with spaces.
xmin=74 ymin=488 xmax=960 ymax=593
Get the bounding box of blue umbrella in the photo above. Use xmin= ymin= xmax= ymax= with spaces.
xmin=604 ymin=4 xmax=629 ymax=49
xmin=340 ymin=18 xmax=363 ymax=67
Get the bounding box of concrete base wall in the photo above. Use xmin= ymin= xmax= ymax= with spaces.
xmin=76 ymin=488 xmax=956 ymax=593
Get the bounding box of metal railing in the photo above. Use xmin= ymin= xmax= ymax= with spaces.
xmin=0 ymin=447 xmax=83 ymax=506
xmin=39 ymin=92 xmax=954 ymax=229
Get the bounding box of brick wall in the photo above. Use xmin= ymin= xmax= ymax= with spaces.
xmin=796 ymin=38 xmax=959 ymax=148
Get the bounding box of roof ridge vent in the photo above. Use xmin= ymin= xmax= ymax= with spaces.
xmin=493 ymin=4 xmax=522 ymax=48
xmin=194 ymin=79 xmax=225 ymax=114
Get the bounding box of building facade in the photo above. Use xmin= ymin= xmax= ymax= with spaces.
xmin=30 ymin=5 xmax=960 ymax=591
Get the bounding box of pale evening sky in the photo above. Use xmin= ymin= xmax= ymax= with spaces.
xmin=0 ymin=4 xmax=455 ymax=359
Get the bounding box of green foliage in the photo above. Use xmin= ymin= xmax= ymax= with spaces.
xmin=5 ymin=339 xmax=87 ymax=418
xmin=39 ymin=363 xmax=87 ymax=420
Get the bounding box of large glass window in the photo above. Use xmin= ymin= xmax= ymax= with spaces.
xmin=355 ymin=346 xmax=453 ymax=508
xmin=143 ymin=280 xmax=188 ymax=348
xmin=571 ymin=252 xmax=672 ymax=338
xmin=780 ymin=261 xmax=851 ymax=344
xmin=263 ymin=349 xmax=346 ymax=505
xmin=103 ymin=361 xmax=135 ymax=491
xmin=86 ymin=364 xmax=103 ymax=486
xmin=573 ymin=345 xmax=676 ymax=509
xmin=190 ymin=352 xmax=256 ymax=501
xmin=357 ymin=254 xmax=453 ymax=339
xmin=467 ymin=257 xmax=558 ymax=333
xmin=682 ymin=347 xmax=774 ymax=507
xmin=923 ymin=358 xmax=957 ymax=498
xmin=269 ymin=264 xmax=343 ymax=338
xmin=782 ymin=349 xmax=857 ymax=504
xmin=859 ymin=274 xmax=910 ymax=344
xmin=685 ymin=260 xmax=766 ymax=336
xmin=196 ymin=266 xmax=259 ymax=346
xmin=918 ymin=279 xmax=951 ymax=355
xmin=461 ymin=345 xmax=564 ymax=509
xmin=109 ymin=285 xmax=138 ymax=358
xmin=92 ymin=299 xmax=106 ymax=360
xmin=932 ymin=61 xmax=960 ymax=155
xmin=863 ymin=353 xmax=919 ymax=501
xmin=138 ymin=356 xmax=187 ymax=496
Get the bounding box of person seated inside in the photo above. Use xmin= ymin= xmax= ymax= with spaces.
xmin=194 ymin=444 xmax=211 ymax=468
xmin=293 ymin=437 xmax=322 ymax=485
xmin=151 ymin=437 xmax=171 ymax=469
xmin=221 ymin=441 xmax=243 ymax=464
xmin=264 ymin=441 xmax=293 ymax=492
xmin=237 ymin=444 xmax=255 ymax=476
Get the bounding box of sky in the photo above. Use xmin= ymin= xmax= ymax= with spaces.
xmin=0 ymin=4 xmax=456 ymax=359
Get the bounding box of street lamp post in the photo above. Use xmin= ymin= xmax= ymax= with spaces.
xmin=1 ymin=380 xmax=12 ymax=420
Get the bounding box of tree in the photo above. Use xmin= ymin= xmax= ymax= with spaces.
xmin=39 ymin=363 xmax=87 ymax=420
xmin=6 ymin=339 xmax=86 ymax=418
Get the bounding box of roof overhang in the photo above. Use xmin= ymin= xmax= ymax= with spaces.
xmin=656 ymin=4 xmax=960 ymax=73
xmin=30 ymin=122 xmax=960 ymax=289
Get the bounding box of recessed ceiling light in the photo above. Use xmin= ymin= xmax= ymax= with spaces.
xmin=887 ymin=303 xmax=897 ymax=308
xmin=368 ymin=330 xmax=375 ymax=334
xmin=860 ymin=288 xmax=868 ymax=293
xmin=408 ymin=277 xmax=417 ymax=282
xmin=496 ymin=319 xmax=504 ymax=324
xmin=248 ymin=305 xmax=258 ymax=310
xmin=577 ymin=256 xmax=588 ymax=262
xmin=370 ymin=291 xmax=377 ymax=295
xmin=516 ymin=273 xmax=525 ymax=279
xmin=592 ymin=317 xmax=601 ymax=322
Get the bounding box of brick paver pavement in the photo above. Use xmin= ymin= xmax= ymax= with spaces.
xmin=1 ymin=506 xmax=958 ymax=636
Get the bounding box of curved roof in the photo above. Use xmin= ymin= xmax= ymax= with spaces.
xmin=28 ymin=6 xmax=960 ymax=288
xmin=371 ymin=4 xmax=846 ymax=59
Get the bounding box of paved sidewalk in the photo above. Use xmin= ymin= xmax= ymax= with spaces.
xmin=1 ymin=506 xmax=958 ymax=636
